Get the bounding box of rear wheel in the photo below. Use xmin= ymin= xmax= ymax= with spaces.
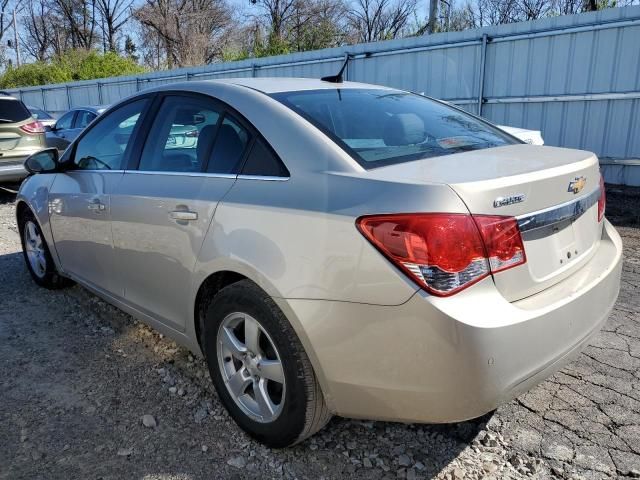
xmin=203 ymin=280 xmax=331 ymax=447
xmin=18 ymin=209 xmax=72 ymax=289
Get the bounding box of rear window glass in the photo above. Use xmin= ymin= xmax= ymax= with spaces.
xmin=271 ymin=89 xmax=517 ymax=168
xmin=29 ymin=107 xmax=54 ymax=120
xmin=0 ymin=98 xmax=31 ymax=123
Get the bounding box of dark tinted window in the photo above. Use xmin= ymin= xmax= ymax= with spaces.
xmin=272 ymin=89 xmax=517 ymax=169
xmin=76 ymin=110 xmax=97 ymax=129
xmin=206 ymin=115 xmax=250 ymax=174
xmin=0 ymin=98 xmax=31 ymax=123
xmin=73 ymin=99 xmax=148 ymax=170
xmin=56 ymin=111 xmax=75 ymax=130
xmin=138 ymin=96 xmax=221 ymax=173
xmin=241 ymin=139 xmax=288 ymax=177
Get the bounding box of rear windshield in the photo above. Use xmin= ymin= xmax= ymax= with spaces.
xmin=28 ymin=106 xmax=54 ymax=120
xmin=0 ymin=98 xmax=32 ymax=123
xmin=271 ymin=89 xmax=517 ymax=168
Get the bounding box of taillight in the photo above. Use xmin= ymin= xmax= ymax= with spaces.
xmin=20 ymin=121 xmax=45 ymax=134
xmin=598 ymin=174 xmax=606 ymax=222
xmin=356 ymin=213 xmax=526 ymax=297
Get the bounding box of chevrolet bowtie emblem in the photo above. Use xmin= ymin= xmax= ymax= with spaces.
xmin=568 ymin=176 xmax=586 ymax=195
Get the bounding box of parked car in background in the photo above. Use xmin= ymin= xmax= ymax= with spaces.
xmin=16 ymin=79 xmax=621 ymax=448
xmin=0 ymin=94 xmax=47 ymax=183
xmin=46 ymin=106 xmax=107 ymax=152
xmin=27 ymin=106 xmax=57 ymax=129
xmin=498 ymin=125 xmax=544 ymax=145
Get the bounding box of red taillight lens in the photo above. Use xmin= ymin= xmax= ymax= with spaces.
xmin=473 ymin=215 xmax=526 ymax=273
xmin=356 ymin=213 xmax=526 ymax=296
xmin=20 ymin=120 xmax=45 ymax=134
xmin=598 ymin=175 xmax=606 ymax=222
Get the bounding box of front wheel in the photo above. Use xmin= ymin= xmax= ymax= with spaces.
xmin=18 ymin=209 xmax=72 ymax=289
xmin=203 ymin=280 xmax=331 ymax=447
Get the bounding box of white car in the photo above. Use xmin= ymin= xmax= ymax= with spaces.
xmin=498 ymin=125 xmax=544 ymax=145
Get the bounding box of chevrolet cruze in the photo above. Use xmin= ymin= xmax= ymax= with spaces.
xmin=16 ymin=78 xmax=622 ymax=447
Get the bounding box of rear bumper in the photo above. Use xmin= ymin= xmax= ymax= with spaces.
xmin=0 ymin=161 xmax=27 ymax=182
xmin=280 ymin=220 xmax=623 ymax=423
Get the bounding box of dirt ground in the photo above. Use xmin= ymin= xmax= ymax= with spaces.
xmin=0 ymin=184 xmax=639 ymax=480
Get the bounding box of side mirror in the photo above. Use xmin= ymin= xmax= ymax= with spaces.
xmin=44 ymin=125 xmax=53 ymax=132
xmin=24 ymin=148 xmax=59 ymax=174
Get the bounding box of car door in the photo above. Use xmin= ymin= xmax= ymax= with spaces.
xmin=110 ymin=93 xmax=251 ymax=331
xmin=48 ymin=98 xmax=150 ymax=295
xmin=47 ymin=110 xmax=76 ymax=152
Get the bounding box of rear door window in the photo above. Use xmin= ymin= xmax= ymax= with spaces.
xmin=76 ymin=110 xmax=97 ymax=129
xmin=206 ymin=115 xmax=250 ymax=174
xmin=137 ymin=95 xmax=222 ymax=173
xmin=56 ymin=111 xmax=75 ymax=130
xmin=0 ymin=99 xmax=32 ymax=123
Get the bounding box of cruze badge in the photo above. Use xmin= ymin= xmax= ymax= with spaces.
xmin=568 ymin=176 xmax=586 ymax=194
xmin=493 ymin=194 xmax=526 ymax=208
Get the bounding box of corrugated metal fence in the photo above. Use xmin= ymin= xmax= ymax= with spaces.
xmin=7 ymin=6 xmax=640 ymax=180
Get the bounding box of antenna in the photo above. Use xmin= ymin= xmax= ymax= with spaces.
xmin=321 ymin=53 xmax=351 ymax=83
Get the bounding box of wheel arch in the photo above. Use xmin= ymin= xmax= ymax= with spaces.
xmin=193 ymin=270 xmax=249 ymax=351
xmin=191 ymin=267 xmax=335 ymax=412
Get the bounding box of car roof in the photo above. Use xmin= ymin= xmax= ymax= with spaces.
xmin=70 ymin=105 xmax=108 ymax=114
xmin=153 ymin=78 xmax=395 ymax=95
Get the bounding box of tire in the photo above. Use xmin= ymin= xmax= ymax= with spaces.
xmin=18 ymin=209 xmax=72 ymax=289
xmin=203 ymin=280 xmax=331 ymax=447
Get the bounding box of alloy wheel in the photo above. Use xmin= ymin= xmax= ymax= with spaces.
xmin=24 ymin=221 xmax=47 ymax=279
xmin=217 ymin=312 xmax=286 ymax=423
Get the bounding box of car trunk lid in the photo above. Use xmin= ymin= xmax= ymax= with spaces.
xmin=371 ymin=145 xmax=603 ymax=301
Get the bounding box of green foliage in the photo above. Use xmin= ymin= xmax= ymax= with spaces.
xmin=0 ymin=62 xmax=72 ymax=88
xmin=0 ymin=50 xmax=145 ymax=88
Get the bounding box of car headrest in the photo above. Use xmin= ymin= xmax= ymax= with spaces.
xmin=197 ymin=124 xmax=217 ymax=164
xmin=208 ymin=124 xmax=244 ymax=173
xmin=383 ymin=113 xmax=426 ymax=146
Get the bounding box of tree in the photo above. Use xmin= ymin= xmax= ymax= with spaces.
xmin=124 ymin=34 xmax=137 ymax=61
xmin=134 ymin=0 xmax=233 ymax=68
xmin=52 ymin=0 xmax=99 ymax=49
xmin=0 ymin=50 xmax=144 ymax=87
xmin=96 ymin=0 xmax=133 ymax=52
xmin=347 ymin=0 xmax=417 ymax=42
xmin=22 ymin=0 xmax=53 ymax=61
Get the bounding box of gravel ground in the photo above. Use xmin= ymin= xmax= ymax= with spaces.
xmin=0 ymin=184 xmax=639 ymax=480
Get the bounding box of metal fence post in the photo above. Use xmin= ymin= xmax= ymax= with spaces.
xmin=136 ymin=77 xmax=140 ymax=92
xmin=65 ymin=85 xmax=71 ymax=109
xmin=477 ymin=33 xmax=489 ymax=116
xmin=41 ymin=89 xmax=47 ymax=111
xmin=97 ymin=82 xmax=103 ymax=104
xmin=345 ymin=53 xmax=350 ymax=81
xmin=252 ymin=64 xmax=258 ymax=77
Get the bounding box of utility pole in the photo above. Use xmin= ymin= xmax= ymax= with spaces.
xmin=13 ymin=9 xmax=20 ymax=67
xmin=427 ymin=0 xmax=438 ymax=34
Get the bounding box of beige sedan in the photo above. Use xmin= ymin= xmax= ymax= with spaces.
xmin=16 ymin=78 xmax=622 ymax=447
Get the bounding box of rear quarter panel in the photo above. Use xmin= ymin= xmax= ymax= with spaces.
xmin=193 ymin=172 xmax=469 ymax=305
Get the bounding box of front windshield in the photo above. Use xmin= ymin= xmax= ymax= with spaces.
xmin=271 ymin=88 xmax=518 ymax=168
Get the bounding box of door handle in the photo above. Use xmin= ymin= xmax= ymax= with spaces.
xmin=169 ymin=210 xmax=198 ymax=221
xmin=87 ymin=200 xmax=105 ymax=212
